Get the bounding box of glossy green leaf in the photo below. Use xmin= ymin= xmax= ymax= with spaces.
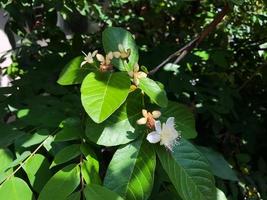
xmin=80 ymin=144 xmax=101 ymax=184
xmin=83 ymin=184 xmax=124 ymax=200
xmin=156 ymin=138 xmax=216 ymax=200
xmin=86 ymin=90 xmax=142 ymax=146
xmin=5 ymin=151 xmax=31 ymax=170
xmin=102 ymin=27 xmax=139 ymax=71
xmin=197 ymin=146 xmax=238 ymax=181
xmin=23 ymin=154 xmax=52 ymax=193
xmin=104 ymin=139 xmax=156 ymax=200
xmin=81 ymin=71 xmax=131 ymax=123
xmin=57 ymin=56 xmax=93 ymax=85
xmin=66 ymin=192 xmax=81 ymax=200
xmin=161 ymin=101 xmax=197 ymax=139
xmin=15 ymin=129 xmax=49 ymax=148
xmin=139 ymin=77 xmax=168 ymax=108
xmin=0 ymin=177 xmax=34 ymax=200
xmin=38 ymin=164 xmax=80 ymax=200
xmin=54 ymin=118 xmax=82 ymax=142
xmin=51 ymin=144 xmax=80 ymax=168
xmin=0 ymin=148 xmax=13 ymax=183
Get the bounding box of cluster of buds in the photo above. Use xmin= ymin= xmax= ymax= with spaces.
xmin=136 ymin=109 xmax=161 ymax=129
xmin=128 ymin=63 xmax=147 ymax=86
xmin=80 ymin=44 xmax=131 ymax=72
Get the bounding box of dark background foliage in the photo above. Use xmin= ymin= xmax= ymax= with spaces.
xmin=0 ymin=0 xmax=266 ymax=199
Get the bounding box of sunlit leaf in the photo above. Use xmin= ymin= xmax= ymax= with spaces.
xmin=81 ymin=71 xmax=131 ymax=123
xmin=0 ymin=177 xmax=34 ymax=200
xmin=38 ymin=164 xmax=80 ymax=200
xmin=104 ymin=138 xmax=156 ymax=200
xmin=84 ymin=184 xmax=124 ymax=200
xmin=139 ymin=77 xmax=168 ymax=107
xmin=156 ymin=138 xmax=216 ymax=200
xmin=102 ymin=27 xmax=139 ymax=71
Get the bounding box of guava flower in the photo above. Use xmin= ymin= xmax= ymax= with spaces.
xmin=128 ymin=63 xmax=147 ymax=85
xmin=146 ymin=117 xmax=181 ymax=151
xmin=136 ymin=109 xmax=161 ymax=129
xmin=113 ymin=44 xmax=131 ymax=59
xmin=96 ymin=52 xmax=113 ymax=72
xmin=81 ymin=50 xmax=98 ymax=67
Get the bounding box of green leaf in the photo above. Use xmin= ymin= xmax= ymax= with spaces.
xmin=83 ymin=184 xmax=124 ymax=200
xmin=38 ymin=164 xmax=80 ymax=200
xmin=51 ymin=144 xmax=80 ymax=168
xmin=23 ymin=154 xmax=52 ymax=193
xmin=54 ymin=118 xmax=82 ymax=142
xmin=80 ymin=144 xmax=101 ymax=184
xmin=5 ymin=151 xmax=31 ymax=170
xmin=156 ymin=138 xmax=216 ymax=200
xmin=102 ymin=27 xmax=139 ymax=71
xmin=161 ymin=101 xmax=197 ymax=139
xmin=104 ymin=138 xmax=156 ymax=200
xmin=197 ymin=146 xmax=238 ymax=181
xmin=0 ymin=177 xmax=34 ymax=200
xmin=0 ymin=148 xmax=13 ymax=183
xmin=57 ymin=56 xmax=93 ymax=85
xmin=15 ymin=129 xmax=49 ymax=148
xmin=66 ymin=192 xmax=81 ymax=200
xmin=81 ymin=71 xmax=131 ymax=123
xmin=139 ymin=77 xmax=168 ymax=107
xmin=0 ymin=124 xmax=25 ymax=148
xmin=86 ymin=90 xmax=142 ymax=146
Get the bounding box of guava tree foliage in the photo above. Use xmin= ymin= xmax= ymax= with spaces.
xmin=1 ymin=0 xmax=267 ymax=199
xmin=57 ymin=26 xmax=216 ymax=200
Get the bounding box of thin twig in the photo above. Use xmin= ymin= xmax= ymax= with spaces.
xmin=0 ymin=128 xmax=59 ymax=185
xmin=149 ymin=4 xmax=230 ymax=75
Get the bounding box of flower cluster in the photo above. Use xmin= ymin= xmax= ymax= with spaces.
xmin=128 ymin=63 xmax=147 ymax=86
xmin=80 ymin=44 xmax=131 ymax=70
xmin=137 ymin=109 xmax=181 ymax=151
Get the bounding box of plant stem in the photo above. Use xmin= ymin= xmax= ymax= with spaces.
xmin=149 ymin=4 xmax=230 ymax=75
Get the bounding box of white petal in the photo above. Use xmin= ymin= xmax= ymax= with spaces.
xmin=154 ymin=120 xmax=161 ymax=133
xmin=80 ymin=61 xmax=87 ymax=67
xmin=128 ymin=71 xmax=134 ymax=77
xmin=136 ymin=117 xmax=147 ymax=125
xmin=92 ymin=50 xmax=98 ymax=57
xmin=134 ymin=63 xmax=139 ymax=72
xmin=113 ymin=51 xmax=121 ymax=58
xmin=106 ymin=52 xmax=113 ymax=60
xmin=137 ymin=72 xmax=147 ymax=79
xmin=96 ymin=54 xmax=105 ymax=62
xmin=146 ymin=132 xmax=161 ymax=143
xmin=152 ymin=110 xmax=161 ymax=119
xmin=166 ymin=117 xmax=175 ymax=128
xmin=142 ymin=109 xmax=148 ymax=117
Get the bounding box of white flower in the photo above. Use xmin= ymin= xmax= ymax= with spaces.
xmin=146 ymin=117 xmax=180 ymax=150
xmin=113 ymin=44 xmax=131 ymax=59
xmin=128 ymin=63 xmax=147 ymax=86
xmin=81 ymin=50 xmax=98 ymax=66
xmin=96 ymin=52 xmax=113 ymax=71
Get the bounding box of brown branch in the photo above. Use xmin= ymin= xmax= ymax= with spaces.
xmin=149 ymin=4 xmax=230 ymax=75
